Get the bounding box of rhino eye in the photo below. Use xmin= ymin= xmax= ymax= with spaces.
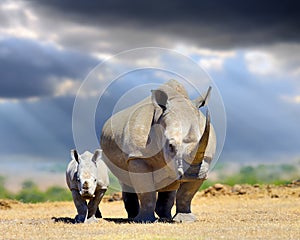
xmin=169 ymin=143 xmax=176 ymax=153
xmin=94 ymin=179 xmax=97 ymax=183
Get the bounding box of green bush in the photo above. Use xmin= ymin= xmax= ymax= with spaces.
xmin=44 ymin=186 xmax=72 ymax=201
xmin=0 ymin=176 xmax=13 ymax=199
xmin=105 ymin=172 xmax=121 ymax=195
xmin=15 ymin=180 xmax=46 ymax=203
xmin=205 ymin=163 xmax=299 ymax=188
xmin=15 ymin=189 xmax=46 ymax=203
xmin=14 ymin=179 xmax=72 ymax=203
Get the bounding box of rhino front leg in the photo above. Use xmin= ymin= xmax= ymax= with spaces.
xmin=72 ymin=190 xmax=88 ymax=223
xmin=121 ymin=183 xmax=140 ymax=218
xmin=128 ymin=159 xmax=157 ymax=223
xmin=122 ymin=191 xmax=140 ymax=219
xmin=155 ymin=191 xmax=176 ymax=220
xmin=135 ymin=191 xmax=156 ymax=223
xmin=87 ymin=189 xmax=106 ymax=222
xmin=173 ymin=179 xmax=204 ymax=223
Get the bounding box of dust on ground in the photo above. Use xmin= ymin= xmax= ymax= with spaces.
xmin=0 ymin=181 xmax=300 ymax=240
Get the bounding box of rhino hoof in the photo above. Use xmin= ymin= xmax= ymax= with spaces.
xmin=74 ymin=215 xmax=86 ymax=223
xmin=173 ymin=213 xmax=197 ymax=223
xmin=86 ymin=216 xmax=98 ymax=224
xmin=133 ymin=213 xmax=157 ymax=223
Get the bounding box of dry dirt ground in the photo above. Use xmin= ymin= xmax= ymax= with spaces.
xmin=1 ymin=183 xmax=300 ymax=240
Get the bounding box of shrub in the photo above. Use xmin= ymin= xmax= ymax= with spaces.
xmin=15 ymin=180 xmax=46 ymax=203
xmin=44 ymin=186 xmax=72 ymax=202
xmin=0 ymin=176 xmax=13 ymax=199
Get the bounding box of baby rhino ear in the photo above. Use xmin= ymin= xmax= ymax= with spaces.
xmin=92 ymin=149 xmax=102 ymax=163
xmin=71 ymin=149 xmax=79 ymax=163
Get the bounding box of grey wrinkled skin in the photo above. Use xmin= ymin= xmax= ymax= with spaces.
xmin=101 ymin=80 xmax=216 ymax=223
xmin=66 ymin=149 xmax=109 ymax=223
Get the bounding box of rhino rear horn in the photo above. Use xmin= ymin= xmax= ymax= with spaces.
xmin=193 ymin=86 xmax=212 ymax=109
xmin=192 ymin=110 xmax=210 ymax=165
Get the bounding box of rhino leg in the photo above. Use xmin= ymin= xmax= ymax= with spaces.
xmin=173 ymin=179 xmax=204 ymax=223
xmin=128 ymin=159 xmax=157 ymax=223
xmin=155 ymin=191 xmax=176 ymax=220
xmin=134 ymin=191 xmax=156 ymax=223
xmin=95 ymin=207 xmax=102 ymax=218
xmin=122 ymin=191 xmax=140 ymax=218
xmin=72 ymin=190 xmax=88 ymax=223
xmin=87 ymin=189 xmax=106 ymax=220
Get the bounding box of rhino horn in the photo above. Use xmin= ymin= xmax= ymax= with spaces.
xmin=71 ymin=149 xmax=79 ymax=163
xmin=192 ymin=110 xmax=210 ymax=165
xmin=193 ymin=86 xmax=212 ymax=109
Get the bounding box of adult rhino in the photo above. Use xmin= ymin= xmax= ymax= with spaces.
xmin=101 ymin=80 xmax=216 ymax=222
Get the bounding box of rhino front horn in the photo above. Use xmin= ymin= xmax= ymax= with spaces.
xmin=192 ymin=110 xmax=210 ymax=165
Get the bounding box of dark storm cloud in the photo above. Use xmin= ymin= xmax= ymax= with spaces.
xmin=0 ymin=37 xmax=97 ymax=98
xmin=1 ymin=0 xmax=299 ymax=168
xmin=212 ymin=53 xmax=300 ymax=162
xmin=0 ymin=96 xmax=75 ymax=159
xmin=33 ymin=0 xmax=300 ymax=48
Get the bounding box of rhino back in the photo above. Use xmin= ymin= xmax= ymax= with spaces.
xmin=101 ymin=96 xmax=154 ymax=169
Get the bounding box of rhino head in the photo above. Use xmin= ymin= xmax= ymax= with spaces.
xmin=71 ymin=149 xmax=101 ymax=199
xmin=150 ymin=81 xmax=211 ymax=177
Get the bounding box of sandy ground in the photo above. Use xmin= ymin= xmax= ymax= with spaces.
xmin=0 ymin=183 xmax=300 ymax=240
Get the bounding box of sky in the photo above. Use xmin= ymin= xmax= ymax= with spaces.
xmin=0 ymin=0 xmax=300 ymax=187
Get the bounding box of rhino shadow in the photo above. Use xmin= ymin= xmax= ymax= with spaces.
xmin=104 ymin=217 xmax=175 ymax=224
xmin=52 ymin=217 xmax=76 ymax=224
xmin=52 ymin=216 xmax=175 ymax=224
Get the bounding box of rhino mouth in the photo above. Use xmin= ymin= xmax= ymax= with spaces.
xmin=80 ymin=191 xmax=95 ymax=199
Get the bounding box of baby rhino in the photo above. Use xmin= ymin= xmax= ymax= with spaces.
xmin=66 ymin=149 xmax=109 ymax=223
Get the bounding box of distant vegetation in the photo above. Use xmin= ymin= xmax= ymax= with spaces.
xmin=0 ymin=162 xmax=299 ymax=203
xmin=0 ymin=178 xmax=72 ymax=203
xmin=0 ymin=173 xmax=122 ymax=203
xmin=201 ymin=162 xmax=299 ymax=189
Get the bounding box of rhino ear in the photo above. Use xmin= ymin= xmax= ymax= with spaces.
xmin=92 ymin=149 xmax=102 ymax=163
xmin=151 ymin=89 xmax=168 ymax=122
xmin=71 ymin=149 xmax=79 ymax=163
xmin=193 ymin=86 xmax=212 ymax=109
xmin=126 ymin=103 xmax=156 ymax=157
xmin=125 ymin=90 xmax=168 ymax=159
